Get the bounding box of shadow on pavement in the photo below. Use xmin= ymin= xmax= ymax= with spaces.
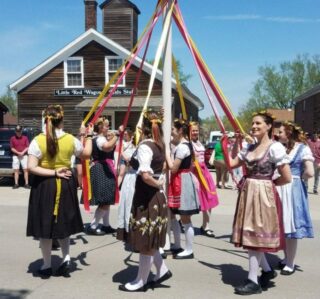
xmin=198 ymin=261 xmax=247 ymax=287
xmin=112 ymin=253 xmax=139 ymax=284
xmin=0 ymin=289 xmax=31 ymax=299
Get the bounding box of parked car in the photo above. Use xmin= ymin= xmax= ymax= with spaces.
xmin=204 ymin=141 xmax=217 ymax=168
xmin=0 ymin=126 xmax=39 ymax=178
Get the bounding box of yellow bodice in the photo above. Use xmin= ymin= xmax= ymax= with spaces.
xmin=36 ymin=133 xmax=75 ymax=169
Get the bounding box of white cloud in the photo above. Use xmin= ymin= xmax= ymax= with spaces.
xmin=203 ymin=14 xmax=320 ymax=23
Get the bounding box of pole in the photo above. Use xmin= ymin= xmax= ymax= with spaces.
xmin=162 ymin=0 xmax=173 ymax=251
xmin=162 ymin=0 xmax=172 ymax=154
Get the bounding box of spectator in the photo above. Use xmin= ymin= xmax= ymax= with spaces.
xmin=10 ymin=125 xmax=30 ymax=189
xmin=213 ymin=139 xmax=228 ymax=188
xmin=307 ymin=133 xmax=320 ymax=194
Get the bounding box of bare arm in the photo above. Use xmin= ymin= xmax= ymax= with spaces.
xmin=273 ymin=164 xmax=292 ymax=186
xmin=28 ymin=155 xmax=72 ymax=179
xmin=165 ymin=151 xmax=182 ymax=174
xmin=79 ymin=138 xmax=92 ymax=160
xmin=141 ymin=171 xmax=163 ymax=189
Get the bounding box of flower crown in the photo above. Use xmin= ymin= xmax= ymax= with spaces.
xmin=283 ymin=121 xmax=304 ymax=134
xmin=143 ymin=109 xmax=163 ymax=124
xmin=189 ymin=121 xmax=199 ymax=126
xmin=42 ymin=105 xmax=64 ymax=120
xmin=252 ymin=110 xmax=276 ymax=120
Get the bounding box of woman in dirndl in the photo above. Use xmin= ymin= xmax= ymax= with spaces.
xmin=229 ymin=111 xmax=292 ymax=295
xmin=190 ymin=121 xmax=219 ymax=237
xmin=27 ymin=104 xmax=93 ymax=277
xmin=85 ymin=118 xmax=122 ymax=235
xmin=167 ymin=119 xmax=200 ymax=260
xmin=119 ymin=110 xmax=170 ymax=292
xmin=277 ymin=122 xmax=314 ymax=275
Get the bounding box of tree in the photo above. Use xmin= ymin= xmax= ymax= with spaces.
xmin=0 ymin=86 xmax=17 ymax=116
xmin=238 ymin=54 xmax=320 ymax=132
xmin=247 ymin=54 xmax=320 ymax=109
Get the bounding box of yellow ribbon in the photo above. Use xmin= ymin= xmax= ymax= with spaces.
xmin=53 ymin=177 xmax=62 ymax=222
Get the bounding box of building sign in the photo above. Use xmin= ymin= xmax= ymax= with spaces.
xmin=54 ymin=88 xmax=135 ymax=97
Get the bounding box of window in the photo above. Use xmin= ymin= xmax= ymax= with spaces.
xmin=105 ymin=57 xmax=125 ymax=87
xmin=64 ymin=57 xmax=84 ymax=88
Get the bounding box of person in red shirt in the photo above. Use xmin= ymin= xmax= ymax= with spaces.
xmin=306 ymin=133 xmax=320 ymax=194
xmin=10 ymin=125 xmax=30 ymax=189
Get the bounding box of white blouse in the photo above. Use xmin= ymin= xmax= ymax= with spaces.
xmin=174 ymin=142 xmax=191 ymax=160
xmin=136 ymin=139 xmax=154 ymax=174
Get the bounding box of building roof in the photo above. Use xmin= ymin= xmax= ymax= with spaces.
xmin=9 ymin=29 xmax=203 ymax=110
xmin=100 ymin=0 xmax=141 ymax=14
xmin=266 ymin=108 xmax=294 ymax=122
xmin=294 ymin=83 xmax=320 ymax=103
xmin=0 ymin=101 xmax=9 ymax=113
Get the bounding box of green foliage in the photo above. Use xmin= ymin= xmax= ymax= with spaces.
xmin=0 ymin=86 xmax=17 ymax=116
xmin=238 ymin=54 xmax=320 ymax=131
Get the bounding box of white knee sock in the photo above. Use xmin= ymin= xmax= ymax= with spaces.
xmin=284 ymin=238 xmax=297 ymax=270
xmin=178 ymin=222 xmax=194 ymax=257
xmin=125 ymin=254 xmax=153 ymax=291
xmin=260 ymin=253 xmax=271 ymax=272
xmin=171 ymin=218 xmax=181 ymax=249
xmin=90 ymin=208 xmax=106 ymax=229
xmin=39 ymin=238 xmax=52 ymax=270
xmin=153 ymin=250 xmax=168 ymax=281
xmin=102 ymin=208 xmax=110 ymax=227
xmin=248 ymin=250 xmax=263 ymax=284
xmin=58 ymin=237 xmax=70 ymax=263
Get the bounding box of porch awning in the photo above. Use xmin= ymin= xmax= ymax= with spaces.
xmin=75 ymin=96 xmax=172 ymax=111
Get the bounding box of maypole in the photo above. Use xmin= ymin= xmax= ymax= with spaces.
xmin=163 ymin=0 xmax=173 ymax=155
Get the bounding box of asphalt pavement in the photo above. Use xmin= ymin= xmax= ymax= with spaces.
xmin=0 ymin=174 xmax=319 ymax=299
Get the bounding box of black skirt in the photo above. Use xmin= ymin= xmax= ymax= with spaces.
xmin=89 ymin=161 xmax=116 ymax=206
xmin=26 ymin=174 xmax=83 ymax=239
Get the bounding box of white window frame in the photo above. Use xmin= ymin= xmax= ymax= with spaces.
xmin=105 ymin=56 xmax=126 ymax=87
xmin=64 ymin=57 xmax=84 ymax=88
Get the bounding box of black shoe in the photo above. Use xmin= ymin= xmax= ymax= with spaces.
xmin=173 ymin=253 xmax=194 ymax=260
xmin=24 ymin=184 xmax=31 ymax=189
xmin=12 ymin=184 xmax=19 ymax=189
xmin=200 ymin=226 xmax=216 ymax=238
xmin=161 ymin=252 xmax=167 ymax=259
xmin=37 ymin=267 xmax=52 ymax=278
xmin=85 ymin=226 xmax=106 ymax=236
xmin=101 ymin=225 xmax=116 ymax=234
xmin=277 ymin=261 xmax=286 ymax=270
xmin=55 ymin=260 xmax=71 ymax=277
xmin=280 ymin=267 xmax=295 ymax=276
xmin=234 ymin=279 xmax=262 ymax=295
xmin=259 ymin=269 xmax=277 ymax=289
xmin=153 ymin=270 xmax=173 ymax=285
xmin=170 ymin=247 xmax=184 ymax=255
xmin=118 ymin=283 xmax=148 ymax=292
xmin=313 ymin=190 xmax=318 ymax=194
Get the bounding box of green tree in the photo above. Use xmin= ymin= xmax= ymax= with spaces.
xmin=0 ymin=86 xmax=17 ymax=116
xmin=238 ymin=54 xmax=320 ymax=131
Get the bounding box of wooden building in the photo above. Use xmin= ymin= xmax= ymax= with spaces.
xmin=266 ymin=108 xmax=294 ymax=135
xmin=294 ymin=83 xmax=320 ymax=134
xmin=9 ymin=0 xmax=203 ymax=134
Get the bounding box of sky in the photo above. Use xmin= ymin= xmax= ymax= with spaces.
xmin=0 ymin=0 xmax=319 ymax=119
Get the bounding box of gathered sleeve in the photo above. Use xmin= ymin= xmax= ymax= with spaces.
xmin=73 ymin=137 xmax=84 ymax=158
xmin=137 ymin=143 xmax=154 ymax=174
xmin=237 ymin=141 xmax=250 ymax=161
xmin=28 ymin=139 xmax=42 ymax=159
xmin=269 ymin=142 xmax=290 ymax=166
xmin=302 ymin=145 xmax=314 ymax=162
xmin=96 ymin=136 xmax=107 ymax=151
xmin=175 ymin=143 xmax=191 ymax=160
